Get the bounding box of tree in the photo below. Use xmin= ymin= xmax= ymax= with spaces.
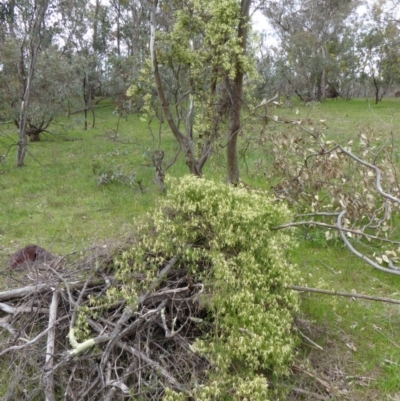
xmin=0 ymin=0 xmax=88 ymax=165
xmin=15 ymin=0 xmax=50 ymax=166
xmin=0 ymin=42 xmax=82 ymax=138
xmin=149 ymin=0 xmax=252 ymax=184
xmin=264 ymin=0 xmax=359 ymax=101
xmin=357 ymin=2 xmax=400 ymax=103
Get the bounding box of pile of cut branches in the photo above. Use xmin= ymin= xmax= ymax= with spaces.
xmin=0 ymin=176 xmax=299 ymax=401
xmin=0 ymin=257 xmax=210 ymax=401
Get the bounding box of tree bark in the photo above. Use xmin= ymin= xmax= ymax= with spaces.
xmin=320 ymin=46 xmax=326 ymax=103
xmin=16 ymin=0 xmax=49 ymax=167
xmin=150 ymin=0 xmax=202 ymax=176
xmin=226 ymin=0 xmax=251 ymax=185
xmin=373 ymin=76 xmax=379 ymax=104
xmin=44 ymin=290 xmax=59 ymax=401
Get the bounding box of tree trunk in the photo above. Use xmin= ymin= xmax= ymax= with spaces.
xmin=16 ymin=0 xmax=49 ymax=167
xmin=226 ymin=0 xmax=251 ymax=185
xmin=16 ymin=98 xmax=28 ymax=166
xmin=320 ymin=46 xmax=326 ymax=103
xmin=227 ymin=81 xmax=240 ymax=185
xmin=150 ymin=0 xmax=202 ymax=176
xmin=373 ymin=76 xmax=379 ymax=104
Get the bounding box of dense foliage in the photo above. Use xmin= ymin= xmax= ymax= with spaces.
xmin=112 ymin=176 xmax=299 ymax=400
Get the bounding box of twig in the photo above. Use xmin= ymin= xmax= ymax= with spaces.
xmin=0 ymin=278 xmax=106 ymax=302
xmin=372 ymin=325 xmax=400 ymax=349
xmin=0 ymin=283 xmax=49 ymax=301
xmin=0 ymin=316 xmax=16 ymax=336
xmin=336 ymin=145 xmax=400 ymax=205
xmin=273 ymin=219 xmax=400 ymax=245
xmin=117 ymin=342 xmax=185 ymax=391
xmin=290 ymin=386 xmax=328 ymax=400
xmin=295 ymin=326 xmax=324 ymax=351
xmin=287 ymin=285 xmax=400 ymax=304
xmin=337 ymin=210 xmax=400 ymax=275
xmin=292 ymin=365 xmax=332 ymax=393
xmin=0 ymin=301 xmax=49 ymax=314
xmin=0 ymin=315 xmax=69 ymax=356
xmin=44 ymin=290 xmax=59 ymax=401
xmin=316 ymin=259 xmax=340 ymax=275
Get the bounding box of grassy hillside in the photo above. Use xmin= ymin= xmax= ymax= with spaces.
xmin=1 ymin=97 xmax=400 ymax=400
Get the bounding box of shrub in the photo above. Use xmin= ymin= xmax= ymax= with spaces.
xmin=114 ymin=175 xmax=299 ymax=400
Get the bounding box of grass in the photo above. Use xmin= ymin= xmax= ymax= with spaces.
xmin=0 ymin=100 xmax=188 ymax=259
xmin=1 ymin=97 xmax=400 ymax=399
xmin=291 ymin=239 xmax=400 ymax=400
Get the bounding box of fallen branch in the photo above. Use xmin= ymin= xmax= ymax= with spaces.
xmin=0 ymin=277 xmax=106 ymax=302
xmin=0 ymin=301 xmax=49 ymax=314
xmin=292 ymin=365 xmax=332 ymax=393
xmin=290 ymin=386 xmax=328 ymax=400
xmin=287 ymin=285 xmax=400 ymax=304
xmin=0 ymin=283 xmax=49 ymax=301
xmin=337 ymin=210 xmax=400 ymax=275
xmin=295 ymin=326 xmax=324 ymax=351
xmin=0 ymin=315 xmax=69 ymax=357
xmin=337 ymin=145 xmax=400 ymax=205
xmin=273 ymin=218 xmax=400 ymax=245
xmin=44 ymin=290 xmax=59 ymax=401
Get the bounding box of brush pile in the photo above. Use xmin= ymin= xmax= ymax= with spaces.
xmin=0 ymin=246 xmax=211 ymax=401
xmin=0 ymin=176 xmax=299 ymax=401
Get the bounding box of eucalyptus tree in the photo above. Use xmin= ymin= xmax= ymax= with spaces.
xmin=263 ymin=0 xmax=359 ymax=101
xmin=105 ymin=0 xmax=150 ymax=103
xmin=0 ymin=0 xmax=87 ymax=165
xmin=55 ymin=0 xmax=111 ymax=129
xmin=12 ymin=0 xmax=51 ymax=166
xmin=149 ymin=0 xmax=252 ymax=184
xmin=357 ymin=1 xmax=400 ymax=103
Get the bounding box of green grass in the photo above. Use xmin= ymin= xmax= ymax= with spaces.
xmin=290 ymin=240 xmax=400 ymax=399
xmin=0 ymin=100 xmax=189 ymax=259
xmin=1 ymin=97 xmax=400 ymax=399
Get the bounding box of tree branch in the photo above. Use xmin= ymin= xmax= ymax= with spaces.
xmin=287 ymin=285 xmax=400 ymax=304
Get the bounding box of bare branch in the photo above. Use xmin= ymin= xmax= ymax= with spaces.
xmin=287 ymin=285 xmax=400 ymax=304
xmin=273 ymin=219 xmax=400 ymax=245
xmin=44 ymin=290 xmax=59 ymax=401
xmin=337 ymin=211 xmax=400 ymax=275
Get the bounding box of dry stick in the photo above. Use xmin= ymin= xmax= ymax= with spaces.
xmin=0 ymin=315 xmax=69 ymax=357
xmin=0 ymin=316 xmax=16 ymax=336
xmin=48 ymin=265 xmax=76 ymax=308
xmin=372 ymin=325 xmax=400 ymax=349
xmin=69 ymin=275 xmax=94 ymax=331
xmin=287 ymin=285 xmax=400 ymax=304
xmin=273 ymin=220 xmax=400 ymax=245
xmin=0 ymin=283 xmax=49 ymax=301
xmin=292 ymin=365 xmax=332 ymax=393
xmin=337 ymin=210 xmax=400 ymax=275
xmin=44 ymin=290 xmax=59 ymax=401
xmin=117 ymin=342 xmax=185 ymax=391
xmin=0 ymin=278 xmax=106 ymax=304
xmin=295 ymin=326 xmax=324 ymax=351
xmin=63 ymin=364 xmax=78 ymax=401
xmin=0 ymin=301 xmax=49 ymax=314
xmin=98 ymin=254 xmax=180 ymax=373
xmin=290 ymin=387 xmax=328 ymax=401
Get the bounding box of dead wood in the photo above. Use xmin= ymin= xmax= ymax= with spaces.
xmin=0 ymin=251 xmax=210 ymax=400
